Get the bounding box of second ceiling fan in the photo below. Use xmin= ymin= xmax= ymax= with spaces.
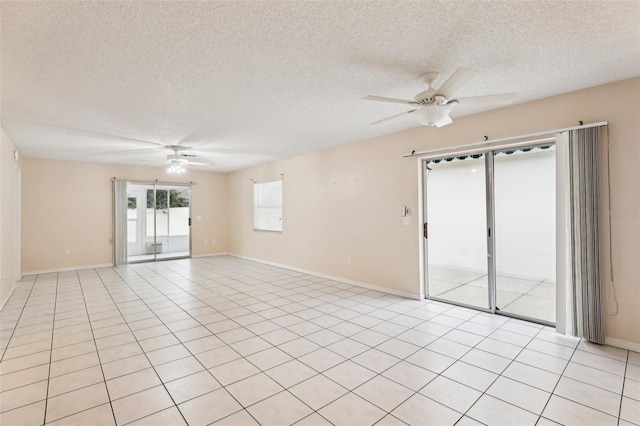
xmin=364 ymin=67 xmax=516 ymax=128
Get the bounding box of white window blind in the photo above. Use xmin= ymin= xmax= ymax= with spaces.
xmin=253 ymin=180 xmax=283 ymax=232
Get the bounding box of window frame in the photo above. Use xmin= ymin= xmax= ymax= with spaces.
xmin=253 ymin=179 xmax=283 ymax=233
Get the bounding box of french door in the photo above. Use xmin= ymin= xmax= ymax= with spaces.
xmin=115 ymin=181 xmax=191 ymax=264
xmin=423 ymin=143 xmax=556 ymax=325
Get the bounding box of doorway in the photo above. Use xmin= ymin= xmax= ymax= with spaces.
xmin=115 ymin=181 xmax=191 ymax=264
xmin=423 ymin=143 xmax=556 ymax=325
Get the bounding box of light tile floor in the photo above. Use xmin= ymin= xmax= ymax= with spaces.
xmin=0 ymin=256 xmax=637 ymax=426
xmin=428 ymin=265 xmax=556 ymax=323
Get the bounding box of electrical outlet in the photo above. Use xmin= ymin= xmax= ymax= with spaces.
xmin=347 ymin=257 xmax=352 ymax=265
xmin=64 ymin=249 xmax=70 ymax=256
xmin=204 ymin=240 xmax=208 ymax=245
xmin=211 ymin=240 xmax=216 ymax=245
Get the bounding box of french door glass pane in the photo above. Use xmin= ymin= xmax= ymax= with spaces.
xmin=494 ymin=147 xmax=556 ymax=322
xmin=426 ymin=156 xmax=489 ymax=309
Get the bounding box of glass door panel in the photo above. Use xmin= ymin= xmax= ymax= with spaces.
xmin=126 ymin=183 xmax=156 ymax=263
xmin=156 ymin=185 xmax=191 ymax=260
xmin=150 ymin=188 xmax=169 ymax=259
xmin=494 ymin=146 xmax=556 ymax=323
xmin=425 ymin=155 xmax=490 ymax=310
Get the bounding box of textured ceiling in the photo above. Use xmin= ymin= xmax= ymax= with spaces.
xmin=1 ymin=1 xmax=639 ymax=172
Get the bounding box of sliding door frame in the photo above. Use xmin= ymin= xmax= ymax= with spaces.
xmin=485 ymin=153 xmax=497 ymax=315
xmin=114 ymin=180 xmax=193 ymax=265
xmin=420 ymin=138 xmax=556 ymax=326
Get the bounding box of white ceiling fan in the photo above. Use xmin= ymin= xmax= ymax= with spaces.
xmin=101 ymin=141 xmax=216 ymax=172
xmin=97 ymin=135 xmax=274 ymax=171
xmin=156 ymin=144 xmax=215 ymax=173
xmin=364 ymin=67 xmax=516 ymax=128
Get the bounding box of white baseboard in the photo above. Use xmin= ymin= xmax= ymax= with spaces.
xmin=24 ymin=254 xmax=231 ymax=275
xmin=605 ymin=337 xmax=640 ymax=352
xmin=191 ymin=252 xmax=229 ymax=258
xmin=228 ymin=253 xmax=421 ymax=300
xmin=0 ymin=287 xmax=16 ymax=312
xmin=23 ymin=263 xmax=114 ymax=276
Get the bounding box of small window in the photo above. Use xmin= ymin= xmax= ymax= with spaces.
xmin=253 ymin=180 xmax=283 ymax=232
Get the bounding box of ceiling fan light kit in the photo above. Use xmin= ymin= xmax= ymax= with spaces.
xmin=364 ymin=67 xmax=516 ymax=128
xmin=167 ymin=162 xmax=186 ymax=174
xmin=415 ymin=102 xmax=458 ymax=127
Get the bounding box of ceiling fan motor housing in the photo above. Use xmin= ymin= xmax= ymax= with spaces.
xmin=414 ymin=90 xmax=450 ymax=105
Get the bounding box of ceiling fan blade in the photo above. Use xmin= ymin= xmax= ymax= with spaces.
xmin=456 ymin=92 xmax=516 ymax=108
xmin=370 ymin=109 xmax=417 ymax=125
xmin=180 ymin=140 xmax=217 ymax=147
xmin=435 ymin=115 xmax=453 ymax=128
xmin=187 ymin=161 xmax=215 ymax=167
xmin=437 ymin=67 xmax=481 ymax=99
xmin=136 ymin=160 xmax=167 ymax=166
xmin=193 ymin=146 xmax=273 ymax=155
xmin=101 ymin=147 xmax=165 ymax=156
xmin=363 ymin=95 xmax=418 ymax=105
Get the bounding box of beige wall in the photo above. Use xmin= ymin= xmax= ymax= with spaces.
xmin=227 ymin=78 xmax=640 ymax=344
xmin=21 ymin=159 xmax=228 ymax=272
xmin=0 ymin=128 xmax=22 ymax=307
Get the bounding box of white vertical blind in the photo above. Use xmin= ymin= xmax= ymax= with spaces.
xmin=253 ymin=180 xmax=283 ymax=232
xmin=567 ymin=127 xmax=605 ymax=344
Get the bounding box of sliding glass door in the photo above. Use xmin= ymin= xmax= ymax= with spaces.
xmin=116 ymin=182 xmax=191 ymax=264
xmin=493 ymin=147 xmax=556 ymax=322
xmin=424 ymin=154 xmax=490 ymax=311
xmin=423 ymin=144 xmax=556 ymax=325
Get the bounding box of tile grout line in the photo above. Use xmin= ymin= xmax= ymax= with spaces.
xmin=74 ymin=269 xmax=118 ymax=426
xmin=410 ymin=308 xmax=547 ymax=423
xmin=536 ymin=334 xmax=582 ymax=423
xmin=112 ymin=260 xmax=638 ymax=424
xmin=117 ymin=261 xmax=427 ymax=423
xmin=8 ymin=311 xmax=552 ymax=424
xmin=0 ymin=278 xmax=38 ymax=364
xmin=126 ymin=262 xmax=353 ymax=425
xmin=617 ymin=350 xmax=630 ymax=424
xmin=0 ymin=292 xmax=528 ymax=420
xmin=126 ymin=260 xmax=565 ymax=424
xmin=42 ymin=272 xmax=60 ymax=425
xmin=453 ymin=323 xmax=548 ymax=424
xmin=108 ymin=264 xmax=265 ymax=426
xmin=133 ymin=266 xmax=330 ymax=424
xmin=84 ymin=268 xmax=192 ymax=426
xmin=498 ymin=278 xmax=550 ymax=315
xmin=5 ymin=257 xmax=634 ymax=426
